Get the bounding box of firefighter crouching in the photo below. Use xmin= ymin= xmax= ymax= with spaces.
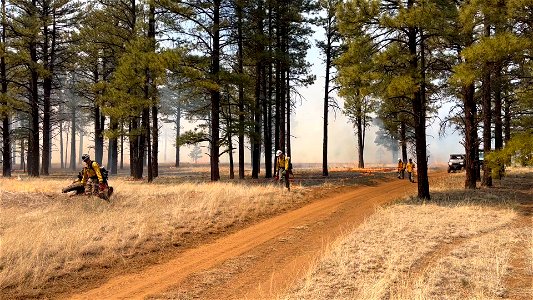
xmin=80 ymin=154 xmax=111 ymax=200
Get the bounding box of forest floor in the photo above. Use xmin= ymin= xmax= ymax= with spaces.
xmin=1 ymin=165 xmax=531 ymax=299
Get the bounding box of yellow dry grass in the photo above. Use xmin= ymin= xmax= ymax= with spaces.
xmin=0 ymin=176 xmax=304 ymax=297
xmin=283 ymin=169 xmax=532 ymax=300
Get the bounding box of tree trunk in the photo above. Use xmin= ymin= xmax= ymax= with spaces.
xmin=1 ymin=0 xmax=10 ymax=177
xmin=252 ymin=1 xmax=265 ymax=179
xmin=59 ymin=120 xmax=64 ymax=169
xmin=120 ymin=130 xmax=124 ymax=170
xmin=79 ymin=127 xmax=83 ymax=164
xmin=175 ymin=104 xmax=181 ymax=167
xmin=152 ymin=106 xmax=158 ymax=178
xmin=145 ymin=108 xmax=152 ymax=182
xmin=275 ymin=18 xmax=281 ymax=156
xmin=237 ymin=0 xmax=245 ymax=179
xmin=42 ymin=78 xmax=52 ymax=175
xmin=210 ymin=0 xmax=221 ymax=181
xmin=28 ymin=0 xmax=40 ymax=177
xmin=504 ymin=94 xmax=511 ymax=143
xmin=41 ymin=4 xmax=56 ymax=176
xmin=227 ymin=102 xmax=234 ymax=179
xmin=266 ymin=2 xmax=274 ymax=178
xmin=148 ymin=1 xmax=157 ymax=179
xmin=107 ymin=137 xmax=112 ymax=166
xmin=263 ymin=50 xmax=272 ymax=178
xmin=400 ymin=121 xmax=407 ymax=162
xmin=494 ymin=63 xmax=503 ymax=150
xmin=70 ymin=105 xmax=76 ymax=170
xmin=494 ymin=62 xmax=504 ymax=178
xmin=21 ymin=139 xmax=26 ymax=172
xmin=322 ymin=33 xmax=332 ymax=176
xmin=279 ymin=37 xmax=286 ymax=153
xmin=463 ymin=83 xmax=477 ymax=189
xmin=130 ymin=119 xmax=142 ymax=178
xmin=286 ymin=70 xmax=291 ymax=157
xmin=64 ymin=124 xmax=68 ymax=169
xmin=2 ymin=115 xmax=9 ymax=177
xmin=142 ymin=69 xmax=151 ymax=181
xmin=252 ymin=60 xmax=262 ymax=179
xmin=481 ymin=21 xmax=492 ymax=187
xmin=95 ymin=106 xmax=104 ymax=164
xmin=407 ymin=3 xmax=429 ymax=199
xmin=356 ymin=107 xmax=364 ymax=169
xmin=481 ymin=69 xmax=492 ymax=187
xmin=11 ymin=139 xmax=15 ymax=168
xmin=415 ymin=31 xmax=430 ymax=199
xmin=110 ymin=119 xmax=118 ymax=174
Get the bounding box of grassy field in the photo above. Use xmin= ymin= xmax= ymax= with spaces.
xmin=0 ymin=165 xmax=391 ymax=299
xmin=3 ymin=166 xmax=529 ymax=299
xmin=0 ymin=176 xmax=307 ymax=298
xmin=283 ymin=168 xmax=533 ymax=300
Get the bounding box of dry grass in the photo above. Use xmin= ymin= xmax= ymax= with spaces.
xmin=283 ymin=168 xmax=532 ymax=300
xmin=399 ymin=227 xmax=526 ymax=299
xmin=0 ymin=176 xmax=305 ymax=297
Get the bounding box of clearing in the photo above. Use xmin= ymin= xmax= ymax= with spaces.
xmin=2 ymin=166 xmax=530 ymax=299
xmin=70 ymin=172 xmax=421 ymax=299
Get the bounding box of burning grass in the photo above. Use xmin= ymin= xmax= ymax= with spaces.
xmin=0 ymin=176 xmax=307 ymax=298
xmin=283 ymin=168 xmax=533 ymax=300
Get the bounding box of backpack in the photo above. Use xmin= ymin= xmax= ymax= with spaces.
xmin=99 ymin=166 xmax=109 ymax=184
xmin=288 ymin=158 xmax=293 ymax=171
xmin=91 ymin=161 xmax=109 ymax=184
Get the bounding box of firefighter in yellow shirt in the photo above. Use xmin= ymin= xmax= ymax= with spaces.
xmin=275 ymin=150 xmax=291 ymax=190
xmin=397 ymin=158 xmax=405 ymax=179
xmin=275 ymin=150 xmax=290 ymax=179
xmin=80 ymin=154 xmax=105 ymax=195
xmin=406 ymin=158 xmax=415 ymax=183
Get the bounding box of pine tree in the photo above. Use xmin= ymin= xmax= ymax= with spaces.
xmin=189 ymin=144 xmax=202 ymax=163
xmin=1 ymin=0 xmax=10 ymax=177
xmin=336 ymin=27 xmax=376 ymax=169
xmin=317 ymin=0 xmax=341 ymax=176
xmin=338 ymin=0 xmax=457 ymax=199
xmin=452 ymin=0 xmax=525 ymax=185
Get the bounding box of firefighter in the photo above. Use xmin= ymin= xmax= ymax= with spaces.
xmin=397 ymin=158 xmax=405 ymax=179
xmin=80 ymin=154 xmax=106 ymax=195
xmin=406 ymin=158 xmax=416 ymax=183
xmin=275 ymin=150 xmax=291 ymax=180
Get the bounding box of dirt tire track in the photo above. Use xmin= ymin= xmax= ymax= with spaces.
xmin=397 ymin=225 xmax=512 ymax=296
xmin=70 ymin=175 xmax=439 ymax=300
xmin=398 ymin=185 xmax=533 ymax=299
xmin=504 ymin=198 xmax=533 ymax=300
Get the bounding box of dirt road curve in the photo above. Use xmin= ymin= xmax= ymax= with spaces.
xmin=70 ymin=177 xmax=421 ymax=300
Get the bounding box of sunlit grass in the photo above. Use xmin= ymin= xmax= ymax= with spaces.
xmin=0 ymin=177 xmax=305 ymax=297
xmin=282 ymin=168 xmax=532 ymax=300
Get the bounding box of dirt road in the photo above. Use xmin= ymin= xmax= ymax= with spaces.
xmin=70 ymin=177 xmax=418 ymax=299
